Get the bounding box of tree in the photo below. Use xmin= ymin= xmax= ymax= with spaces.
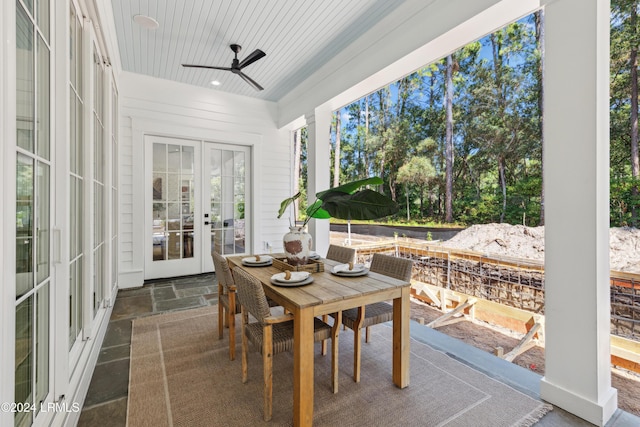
xmin=293 ymin=128 xmax=302 ymax=219
xmin=445 ymin=54 xmax=455 ymax=223
xmin=333 ymin=110 xmax=341 ymax=187
xmin=397 ymin=156 xmax=436 ymax=218
xmin=535 ymin=9 xmax=546 ymax=225
xmin=611 ymin=0 xmax=640 ymax=226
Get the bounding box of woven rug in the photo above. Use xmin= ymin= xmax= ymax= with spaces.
xmin=127 ymin=306 xmax=552 ymax=426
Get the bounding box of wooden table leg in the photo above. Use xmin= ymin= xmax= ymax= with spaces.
xmin=393 ymin=287 xmax=410 ymax=388
xmin=293 ymin=306 xmax=315 ymax=426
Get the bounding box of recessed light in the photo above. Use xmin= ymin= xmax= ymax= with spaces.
xmin=133 ymin=15 xmax=159 ymax=30
xmin=210 ymin=80 xmax=221 ymax=86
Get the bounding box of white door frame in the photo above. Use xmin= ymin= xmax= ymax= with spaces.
xmin=144 ymin=135 xmax=254 ymax=279
xmin=201 ymin=141 xmax=252 ymax=272
xmin=144 ymin=135 xmax=202 ymax=279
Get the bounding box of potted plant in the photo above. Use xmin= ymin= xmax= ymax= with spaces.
xmin=278 ymin=177 xmax=399 ymax=264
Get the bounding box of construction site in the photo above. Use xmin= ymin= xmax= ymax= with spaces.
xmin=332 ymin=223 xmax=640 ymax=416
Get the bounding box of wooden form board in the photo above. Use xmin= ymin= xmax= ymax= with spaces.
xmin=412 ymin=280 xmax=640 ymax=374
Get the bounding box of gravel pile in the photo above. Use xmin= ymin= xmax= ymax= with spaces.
xmin=440 ymin=223 xmax=640 ymax=273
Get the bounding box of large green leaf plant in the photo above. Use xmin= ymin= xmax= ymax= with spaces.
xmin=278 ymin=177 xmax=399 ymax=241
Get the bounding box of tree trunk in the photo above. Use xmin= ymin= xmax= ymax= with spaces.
xmin=445 ymin=54 xmax=455 ymax=223
xmin=293 ymin=128 xmax=302 ymax=219
xmin=364 ymin=96 xmax=370 ymax=179
xmin=406 ymin=184 xmax=410 ymax=221
xmin=334 ymin=111 xmax=341 ymax=188
xmin=631 ymin=2 xmax=639 ymax=226
xmin=499 ymin=156 xmax=507 ymax=223
xmin=536 ymin=9 xmax=546 ymax=226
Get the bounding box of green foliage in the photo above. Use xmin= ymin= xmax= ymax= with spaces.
xmin=295 ymin=8 xmax=639 ymax=228
xmin=279 ymin=177 xmax=398 ymax=227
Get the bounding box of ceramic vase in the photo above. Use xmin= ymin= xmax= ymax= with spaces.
xmin=283 ymin=226 xmax=312 ymax=266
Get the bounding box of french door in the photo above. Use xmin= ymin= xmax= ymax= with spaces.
xmin=145 ymin=136 xmax=250 ymax=279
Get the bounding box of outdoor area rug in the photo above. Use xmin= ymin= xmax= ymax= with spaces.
xmin=126 ymin=305 xmax=552 ymax=426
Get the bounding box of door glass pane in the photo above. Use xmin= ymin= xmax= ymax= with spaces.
xmin=70 ymin=8 xmax=76 ymax=89
xmin=167 ymin=144 xmax=180 ymax=172
xmin=36 ymin=34 xmax=50 ymax=160
xmin=167 ymin=174 xmax=180 ymax=201
xmin=76 ymin=95 xmax=83 ymax=175
xmin=70 ymin=93 xmax=77 ymax=171
xmin=167 ymin=202 xmax=180 ymax=230
xmin=153 ymin=173 xmax=165 ymax=200
xmin=69 ymin=260 xmax=83 ymax=348
xmin=152 ymin=143 xmax=194 ymax=261
xmin=17 ymin=4 xmax=34 ymax=153
xmin=36 ymin=162 xmax=50 ymax=285
xmin=210 ymin=148 xmax=247 ymax=255
xmin=36 ymin=0 xmax=49 ymax=42
xmin=36 ymin=285 xmax=49 ymax=406
xmin=16 ymin=154 xmax=34 ymax=298
xmin=182 ymin=146 xmax=193 ymax=173
xmin=167 ymin=232 xmax=181 ymax=260
xmin=153 ymin=202 xmax=167 ymax=261
xmin=22 ymin=0 xmax=34 ymax=15
xmin=94 ymin=246 xmax=103 ymax=316
xmin=153 ymin=144 xmax=166 ymax=171
xmin=15 ymin=296 xmax=33 ymax=427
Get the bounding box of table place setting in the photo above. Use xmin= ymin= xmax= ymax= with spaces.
xmin=241 ymin=254 xmax=273 ymax=267
xmin=270 ymin=270 xmax=314 ymax=287
xmin=308 ymin=251 xmax=321 ymax=260
xmin=330 ymin=262 xmax=369 ymax=277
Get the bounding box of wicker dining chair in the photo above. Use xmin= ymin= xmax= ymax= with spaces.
xmin=340 ymin=253 xmax=413 ymax=382
xmin=212 ymin=251 xmax=242 ymax=361
xmin=233 ymin=267 xmax=340 ymax=421
xmin=325 ymin=244 xmax=356 ymax=264
xmin=322 ymin=244 xmax=357 ymax=354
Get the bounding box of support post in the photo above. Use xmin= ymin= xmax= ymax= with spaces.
xmin=305 ymin=108 xmax=332 ymax=255
xmin=541 ymin=0 xmax=617 ymax=425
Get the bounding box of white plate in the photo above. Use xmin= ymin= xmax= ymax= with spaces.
xmin=241 ymin=259 xmax=273 ymax=267
xmin=309 ymin=252 xmax=321 ymax=260
xmin=242 ymin=255 xmax=273 ymax=264
xmin=331 ymin=268 xmax=369 ymax=277
xmin=332 ymin=263 xmax=366 ymax=274
xmin=270 ymin=275 xmax=314 ymax=287
xmin=272 ymin=271 xmax=310 ymax=283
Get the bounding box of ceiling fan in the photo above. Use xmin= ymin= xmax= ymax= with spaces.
xmin=182 ymin=44 xmax=266 ymax=91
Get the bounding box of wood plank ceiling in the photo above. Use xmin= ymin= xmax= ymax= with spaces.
xmin=111 ymin=0 xmax=407 ymax=101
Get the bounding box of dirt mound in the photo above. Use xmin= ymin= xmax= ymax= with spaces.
xmin=441 ymin=223 xmax=640 ymax=273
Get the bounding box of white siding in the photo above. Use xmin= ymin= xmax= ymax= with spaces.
xmin=117 ymin=72 xmax=292 ymax=286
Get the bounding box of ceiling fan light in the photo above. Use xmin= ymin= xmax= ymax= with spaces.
xmin=133 ymin=15 xmax=159 ymax=30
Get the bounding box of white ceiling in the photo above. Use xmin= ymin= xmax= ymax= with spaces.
xmin=110 ymin=0 xmax=408 ymax=102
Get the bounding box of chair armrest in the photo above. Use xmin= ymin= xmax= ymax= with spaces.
xmin=264 ymin=313 xmax=294 ymax=324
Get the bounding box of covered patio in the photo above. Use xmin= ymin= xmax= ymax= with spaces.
xmin=0 ymin=0 xmax=631 ymax=426
xmin=116 ymin=0 xmax=618 ymax=423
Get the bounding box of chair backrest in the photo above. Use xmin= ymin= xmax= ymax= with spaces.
xmin=233 ymin=267 xmax=272 ymax=323
xmin=325 ymin=244 xmax=356 ymax=264
xmin=369 ymin=253 xmax=413 ymax=282
xmin=212 ymin=251 xmax=234 ymax=292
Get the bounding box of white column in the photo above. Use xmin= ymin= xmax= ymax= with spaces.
xmin=540 ymin=0 xmax=617 ymax=425
xmin=305 ymin=108 xmax=332 ymax=254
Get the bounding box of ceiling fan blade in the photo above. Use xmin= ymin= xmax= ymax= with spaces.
xmin=237 ymin=71 xmax=264 ymax=91
xmin=182 ymin=64 xmax=232 ymax=71
xmin=237 ymin=49 xmax=266 ymax=69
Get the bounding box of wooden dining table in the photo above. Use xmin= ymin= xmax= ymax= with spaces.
xmin=226 ymin=254 xmax=411 ymax=427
